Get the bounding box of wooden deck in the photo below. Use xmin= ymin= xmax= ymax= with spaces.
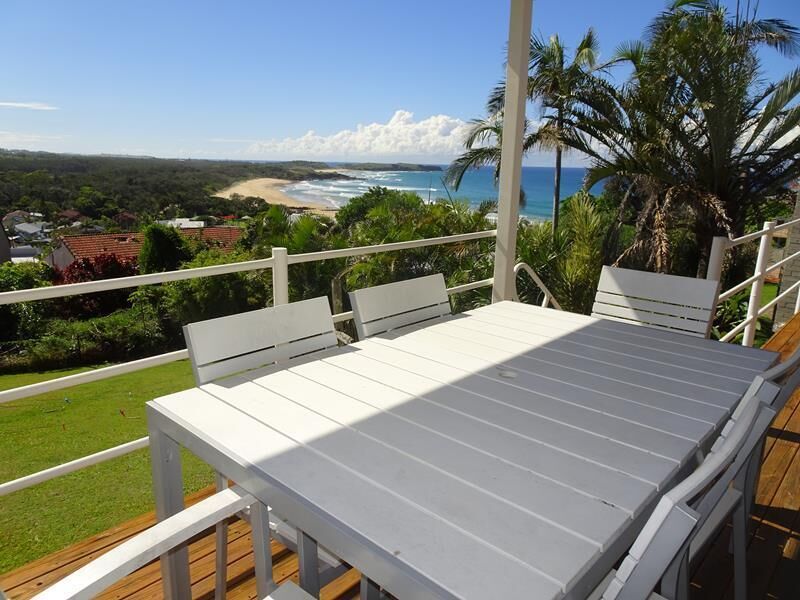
xmin=691 ymin=314 xmax=800 ymax=600
xmin=3 ymin=315 xmax=800 ymax=599
xmin=0 ymin=485 xmax=362 ymax=600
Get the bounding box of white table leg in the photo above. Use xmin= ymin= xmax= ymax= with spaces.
xmin=297 ymin=529 xmax=320 ymax=597
xmin=251 ymin=501 xmax=275 ymax=598
xmin=149 ymin=425 xmax=191 ymax=600
xmin=214 ymin=472 xmax=228 ymax=599
xmin=360 ymin=575 xmax=381 ymax=600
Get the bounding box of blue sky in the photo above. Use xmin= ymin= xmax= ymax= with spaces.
xmin=1 ymin=0 xmax=798 ymax=166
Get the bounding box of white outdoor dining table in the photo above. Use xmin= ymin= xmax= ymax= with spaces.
xmin=147 ymin=301 xmax=777 ymax=600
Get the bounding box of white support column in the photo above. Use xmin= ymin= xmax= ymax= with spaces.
xmin=743 ymin=221 xmax=775 ymax=347
xmin=271 ymin=247 xmax=289 ymax=306
xmin=492 ymin=0 xmax=533 ymax=303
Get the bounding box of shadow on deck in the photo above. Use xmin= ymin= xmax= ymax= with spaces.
xmin=3 ymin=315 xmax=800 ymax=599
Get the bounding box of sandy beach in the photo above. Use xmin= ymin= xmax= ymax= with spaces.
xmin=214 ymin=177 xmax=339 ymax=218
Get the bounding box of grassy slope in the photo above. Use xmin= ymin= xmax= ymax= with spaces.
xmin=0 ymin=361 xmax=214 ymax=573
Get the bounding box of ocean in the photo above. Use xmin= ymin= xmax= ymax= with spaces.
xmin=281 ymin=166 xmax=589 ymax=221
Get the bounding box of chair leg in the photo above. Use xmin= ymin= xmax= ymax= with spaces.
xmin=732 ymin=501 xmax=748 ymax=600
xmin=214 ymin=472 xmax=228 ymax=600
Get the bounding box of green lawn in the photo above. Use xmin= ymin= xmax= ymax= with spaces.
xmin=0 ymin=360 xmax=215 ymax=573
xmin=762 ymin=281 xmax=778 ymax=307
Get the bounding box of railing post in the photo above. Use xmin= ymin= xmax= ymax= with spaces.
xmin=743 ymin=221 xmax=775 ymax=347
xmin=271 ymin=247 xmax=289 ymax=306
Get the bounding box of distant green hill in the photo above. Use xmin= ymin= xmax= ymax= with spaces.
xmin=333 ymin=162 xmax=442 ymax=172
xmin=0 ymin=150 xmax=340 ymax=225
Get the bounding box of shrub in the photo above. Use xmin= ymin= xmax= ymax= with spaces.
xmin=24 ymin=306 xmax=166 ymax=370
xmin=55 ymin=253 xmax=139 ymax=317
xmin=515 ymin=192 xmax=606 ymax=314
xmin=138 ymin=223 xmax=192 ymax=273
xmin=162 ymin=249 xmax=271 ymax=325
xmin=0 ymin=262 xmax=55 ymax=348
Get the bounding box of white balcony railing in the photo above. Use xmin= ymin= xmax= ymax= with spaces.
xmin=707 ymin=217 xmax=800 ymax=346
xmin=5 ymin=213 xmax=799 ymax=498
xmin=0 ymin=230 xmax=497 ymax=496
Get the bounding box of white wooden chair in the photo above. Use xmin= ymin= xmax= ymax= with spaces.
xmin=183 ymin=296 xmax=339 ymax=385
xmin=30 ymin=486 xmax=289 ymax=600
xmin=591 ymin=266 xmax=719 ymax=338
xmin=182 ymin=297 xmax=344 ymax=592
xmin=731 ymin=345 xmax=800 ymax=527
xmin=348 ymin=273 xmax=452 ymax=340
xmin=588 ymin=383 xmax=778 ymax=600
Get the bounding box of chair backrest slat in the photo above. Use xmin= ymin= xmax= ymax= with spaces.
xmin=603 ymin=382 xmax=777 ymax=600
xmin=592 ymin=266 xmax=719 ymax=338
xmin=183 ymin=297 xmax=336 ymax=385
xmin=273 ymin=297 xmax=339 ymax=362
xmin=349 ymin=274 xmax=451 ymax=339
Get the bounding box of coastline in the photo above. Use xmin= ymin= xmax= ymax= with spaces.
xmin=214 ymin=177 xmax=339 ymax=218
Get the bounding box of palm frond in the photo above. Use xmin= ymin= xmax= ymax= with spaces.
xmin=444 ymin=146 xmax=502 ymax=190
xmin=742 ymin=18 xmax=800 ymax=57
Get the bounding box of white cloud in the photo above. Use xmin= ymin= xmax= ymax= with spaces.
xmin=242 ymin=110 xmax=472 ymax=162
xmin=227 ymin=109 xmax=589 ymax=167
xmin=0 ymin=101 xmax=59 ymax=111
xmin=0 ymin=131 xmax=62 ymax=145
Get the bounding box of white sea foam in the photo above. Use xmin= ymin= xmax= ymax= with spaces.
xmin=281 ymin=169 xmax=446 ymax=208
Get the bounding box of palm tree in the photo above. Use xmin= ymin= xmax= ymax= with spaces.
xmin=447 ymin=29 xmax=600 ymax=233
xmin=560 ymin=0 xmax=800 ymax=274
xmin=444 ymin=113 xmax=533 ymax=207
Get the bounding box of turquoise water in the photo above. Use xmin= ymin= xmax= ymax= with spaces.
xmin=282 ymin=166 xmax=589 ymax=221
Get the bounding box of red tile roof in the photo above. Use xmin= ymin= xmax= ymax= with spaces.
xmin=59 ymin=227 xmax=242 ymax=262
xmin=182 ymin=227 xmax=243 ymax=248
xmin=61 ymin=233 xmax=143 ymax=261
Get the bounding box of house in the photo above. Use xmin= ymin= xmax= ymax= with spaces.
xmin=56 ymin=209 xmax=84 ymax=223
xmin=157 ymin=217 xmax=204 ymax=229
xmin=10 ymin=245 xmax=41 ymax=264
xmin=2 ymin=210 xmax=31 ymax=230
xmin=113 ymin=210 xmax=138 ymax=228
xmin=45 ymin=227 xmax=243 ymax=270
xmin=13 ymin=221 xmax=51 ymax=243
xmin=181 ymin=226 xmax=243 ymax=250
xmin=46 ymin=233 xmax=142 ymax=270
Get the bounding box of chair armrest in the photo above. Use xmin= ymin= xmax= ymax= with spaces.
xmin=34 ymin=486 xmax=254 ymax=600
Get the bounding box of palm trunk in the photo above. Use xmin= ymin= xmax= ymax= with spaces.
xmin=552 ymin=147 xmax=562 ymax=234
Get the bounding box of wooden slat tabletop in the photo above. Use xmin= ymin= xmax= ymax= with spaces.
xmin=148 ymin=301 xmax=777 ymax=600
